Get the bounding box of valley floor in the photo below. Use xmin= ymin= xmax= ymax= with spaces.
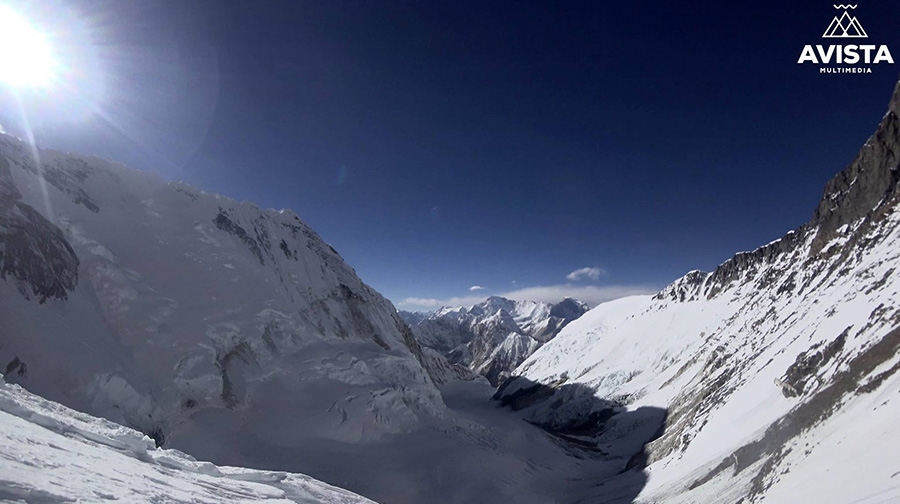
xmin=172 ymin=379 xmax=654 ymax=504
xmin=0 ymin=369 xmax=656 ymax=504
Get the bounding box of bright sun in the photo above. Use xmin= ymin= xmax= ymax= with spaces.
xmin=0 ymin=6 xmax=56 ymax=88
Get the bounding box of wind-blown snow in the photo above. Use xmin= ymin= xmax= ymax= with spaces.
xmin=0 ymin=373 xmax=375 ymax=503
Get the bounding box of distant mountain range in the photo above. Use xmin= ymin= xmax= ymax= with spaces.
xmin=400 ymin=296 xmax=589 ymax=385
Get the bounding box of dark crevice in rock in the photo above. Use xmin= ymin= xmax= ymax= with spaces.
xmin=146 ymin=426 xmax=166 ymax=448
xmin=4 ymin=356 xmax=27 ymax=378
xmin=279 ymin=239 xmax=296 ymax=260
xmin=213 ymin=208 xmax=265 ymax=265
xmin=338 ymin=284 xmax=391 ymax=350
xmin=216 ymin=341 xmax=255 ymax=409
xmin=175 ymin=187 xmax=199 ymax=201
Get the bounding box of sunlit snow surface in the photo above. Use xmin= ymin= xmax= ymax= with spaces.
xmin=514 ymin=208 xmax=900 ymax=502
xmin=0 ymin=373 xmax=375 ymax=503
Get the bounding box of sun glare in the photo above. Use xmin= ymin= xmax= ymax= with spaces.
xmin=0 ymin=6 xmax=56 ymax=88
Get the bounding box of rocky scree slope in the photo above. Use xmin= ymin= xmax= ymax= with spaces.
xmin=496 ymin=79 xmax=900 ymax=503
xmin=402 ymin=296 xmax=589 ymax=386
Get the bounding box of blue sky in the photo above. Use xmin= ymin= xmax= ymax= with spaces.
xmin=2 ymin=0 xmax=900 ymax=311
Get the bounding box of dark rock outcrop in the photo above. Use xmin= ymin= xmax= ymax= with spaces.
xmin=810 ymin=80 xmax=900 ymax=253
xmin=658 ymin=77 xmax=900 ymax=302
xmin=0 ymin=155 xmax=79 ymax=303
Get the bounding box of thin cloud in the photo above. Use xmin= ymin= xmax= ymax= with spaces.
xmin=400 ymin=295 xmax=489 ymax=309
xmin=566 ymin=266 xmax=606 ymax=281
xmin=502 ymin=284 xmax=655 ymax=307
xmin=469 ymin=285 xmax=485 ymax=291
xmin=398 ymin=283 xmax=658 ymax=311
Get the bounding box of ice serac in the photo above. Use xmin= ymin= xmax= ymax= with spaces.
xmin=498 ymin=77 xmax=900 ymax=502
xmin=402 ymin=296 xmax=589 ymax=386
xmin=0 ymin=132 xmax=444 ymax=466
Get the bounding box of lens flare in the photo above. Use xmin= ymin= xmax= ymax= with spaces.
xmin=0 ymin=5 xmax=57 ymax=88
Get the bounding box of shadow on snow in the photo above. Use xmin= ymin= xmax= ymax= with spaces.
xmin=494 ymin=376 xmax=668 ymax=504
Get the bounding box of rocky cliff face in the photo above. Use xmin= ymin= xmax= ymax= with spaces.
xmin=655 ymin=79 xmax=900 ymax=305
xmin=0 ymin=132 xmax=445 ymax=463
xmin=402 ymin=296 xmax=589 ymax=386
xmin=496 ymin=79 xmax=900 ymax=502
xmin=810 ymin=80 xmax=900 ymax=253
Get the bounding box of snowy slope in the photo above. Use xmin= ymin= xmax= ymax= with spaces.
xmin=0 ymin=132 xmax=444 ymax=468
xmin=499 ymin=80 xmax=900 ymax=502
xmin=0 ymin=133 xmax=648 ymax=504
xmin=0 ymin=372 xmax=375 ymax=503
xmin=402 ymin=296 xmax=588 ymax=385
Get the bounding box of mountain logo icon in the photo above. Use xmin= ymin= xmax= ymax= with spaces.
xmin=823 ymin=5 xmax=868 ymax=38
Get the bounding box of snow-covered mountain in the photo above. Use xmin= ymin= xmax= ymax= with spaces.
xmin=6 ymin=74 xmax=900 ymax=504
xmin=0 ymin=131 xmax=446 ymax=462
xmin=0 ymin=372 xmax=375 ymax=503
xmin=496 ymin=79 xmax=900 ymax=502
xmin=401 ymin=296 xmax=589 ymax=385
xmin=1 ymin=128 xmax=663 ymax=504
xmin=0 ymin=133 xmax=650 ymax=504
